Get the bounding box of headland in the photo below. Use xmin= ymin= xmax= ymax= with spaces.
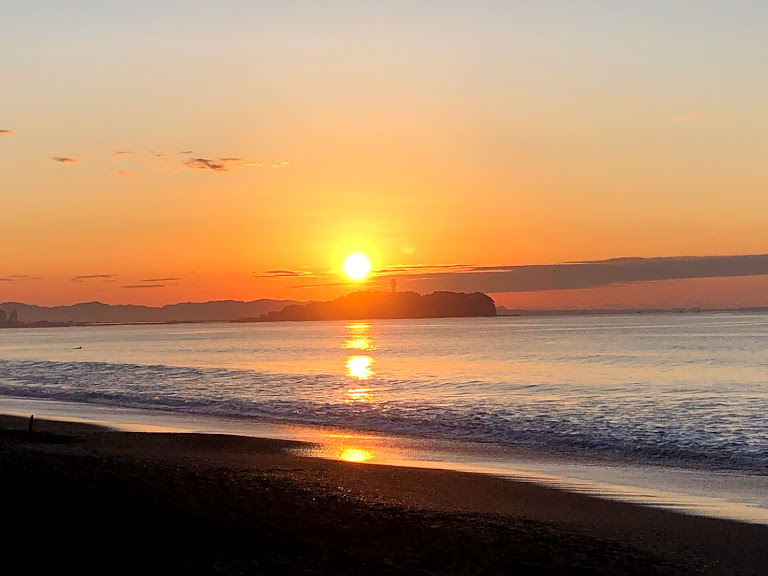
xmin=241 ymin=290 xmax=498 ymax=322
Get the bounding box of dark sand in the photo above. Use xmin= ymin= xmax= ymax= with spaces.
xmin=1 ymin=415 xmax=766 ymax=575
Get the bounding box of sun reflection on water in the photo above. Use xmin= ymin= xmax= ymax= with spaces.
xmin=346 ymin=355 xmax=374 ymax=380
xmin=337 ymin=447 xmax=373 ymax=463
xmin=343 ymin=322 xmax=375 ymax=351
xmin=346 ymin=387 xmax=374 ymax=402
xmin=342 ymin=323 xmax=377 ymax=403
xmin=345 ymin=337 xmax=372 ymax=351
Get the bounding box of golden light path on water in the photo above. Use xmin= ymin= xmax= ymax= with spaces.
xmin=343 ymin=322 xmax=375 ymax=404
xmin=336 ymin=323 xmax=377 ymax=458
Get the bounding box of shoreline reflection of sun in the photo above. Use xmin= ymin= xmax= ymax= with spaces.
xmin=337 ymin=447 xmax=373 ymax=463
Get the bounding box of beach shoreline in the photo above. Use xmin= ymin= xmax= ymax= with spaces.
xmin=2 ymin=413 xmax=767 ymax=575
xmin=3 ymin=395 xmax=767 ymax=527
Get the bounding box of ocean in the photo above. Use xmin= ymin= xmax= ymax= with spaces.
xmin=1 ymin=313 xmax=767 ymax=522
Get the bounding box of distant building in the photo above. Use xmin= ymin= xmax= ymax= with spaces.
xmin=390 ymin=278 xmax=397 ymax=293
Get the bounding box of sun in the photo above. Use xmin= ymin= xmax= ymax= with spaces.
xmin=344 ymin=253 xmax=371 ymax=281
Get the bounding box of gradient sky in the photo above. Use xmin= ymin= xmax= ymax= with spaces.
xmin=2 ymin=1 xmax=768 ymax=307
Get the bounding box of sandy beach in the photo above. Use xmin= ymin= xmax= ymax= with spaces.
xmin=2 ymin=415 xmax=767 ymax=575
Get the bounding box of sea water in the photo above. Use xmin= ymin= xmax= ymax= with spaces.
xmin=1 ymin=314 xmax=767 ymax=521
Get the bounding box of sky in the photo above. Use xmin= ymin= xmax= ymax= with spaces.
xmin=2 ymin=1 xmax=768 ymax=308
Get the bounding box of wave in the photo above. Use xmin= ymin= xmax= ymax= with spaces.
xmin=1 ymin=359 xmax=766 ymax=474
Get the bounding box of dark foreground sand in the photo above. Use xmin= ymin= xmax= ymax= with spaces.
xmin=1 ymin=415 xmax=766 ymax=575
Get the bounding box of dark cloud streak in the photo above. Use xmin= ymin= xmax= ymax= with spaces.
xmin=183 ymin=158 xmax=228 ymax=172
xmin=141 ymin=277 xmax=181 ymax=282
xmin=51 ymin=156 xmax=79 ymax=164
xmin=122 ymin=284 xmax=167 ymax=289
xmin=394 ymin=255 xmax=768 ymax=294
xmin=72 ymin=274 xmax=115 ymax=282
xmin=111 ymin=149 xmax=135 ymax=158
xmin=257 ymin=270 xmax=316 ymax=278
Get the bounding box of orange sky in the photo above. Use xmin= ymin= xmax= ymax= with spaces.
xmin=2 ymin=2 xmax=768 ymax=308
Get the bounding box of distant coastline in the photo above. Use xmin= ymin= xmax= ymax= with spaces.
xmin=497 ymin=305 xmax=768 ymax=316
xmin=0 ymin=299 xmax=296 ymax=327
xmin=2 ymin=298 xmax=768 ymax=328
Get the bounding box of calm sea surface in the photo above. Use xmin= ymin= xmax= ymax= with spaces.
xmin=1 ymin=314 xmax=767 ymax=474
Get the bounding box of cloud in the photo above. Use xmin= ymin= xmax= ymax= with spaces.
xmin=179 ymin=150 xmax=193 ymax=154
xmin=0 ymin=277 xmax=11 ymax=282
xmin=122 ymin=284 xmax=166 ymax=289
xmin=141 ymin=277 xmax=181 ymax=282
xmin=111 ymin=149 xmax=135 ymax=158
xmin=182 ymin=157 xmax=288 ymax=173
xmin=256 ymin=270 xmax=317 ymax=278
xmin=375 ymin=263 xmax=475 ymax=274
xmin=52 ymin=155 xmax=80 ymax=164
xmin=292 ymin=281 xmax=355 ymax=289
xmin=388 ymin=254 xmax=768 ymax=294
xmin=0 ymin=129 xmax=13 ymax=135
xmin=72 ymin=274 xmax=115 ymax=282
xmin=183 ymin=157 xmax=229 ymax=172
xmin=115 ymin=169 xmax=137 ymax=177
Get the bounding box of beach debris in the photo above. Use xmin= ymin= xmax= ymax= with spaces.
xmin=28 ymin=415 xmax=34 ymax=433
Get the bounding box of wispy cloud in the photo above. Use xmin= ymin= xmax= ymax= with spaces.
xmin=72 ymin=274 xmax=115 ymax=282
xmin=256 ymin=269 xmax=317 ymax=278
xmin=111 ymin=149 xmax=135 ymax=158
xmin=44 ymin=147 xmax=288 ymax=176
xmin=183 ymin=157 xmax=229 ymax=172
xmin=122 ymin=284 xmax=166 ymax=289
xmin=0 ymin=277 xmax=11 ymax=282
xmin=292 ymin=281 xmax=355 ymax=289
xmin=182 ymin=157 xmax=289 ymax=173
xmin=141 ymin=277 xmax=181 ymax=282
xmin=0 ymin=129 xmax=13 ymax=135
xmin=52 ymin=155 xmax=80 ymax=164
xmin=375 ymin=263 xmax=475 ymax=274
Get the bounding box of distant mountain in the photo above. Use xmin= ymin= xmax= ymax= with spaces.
xmin=0 ymin=299 xmax=298 ymax=324
xmin=254 ymin=291 xmax=497 ymax=322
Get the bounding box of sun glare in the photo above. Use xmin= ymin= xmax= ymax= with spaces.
xmin=344 ymin=253 xmax=371 ymax=281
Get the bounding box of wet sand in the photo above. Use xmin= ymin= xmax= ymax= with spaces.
xmin=1 ymin=415 xmax=766 ymax=575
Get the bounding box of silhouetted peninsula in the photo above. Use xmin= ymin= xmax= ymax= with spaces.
xmin=254 ymin=291 xmax=497 ymax=322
